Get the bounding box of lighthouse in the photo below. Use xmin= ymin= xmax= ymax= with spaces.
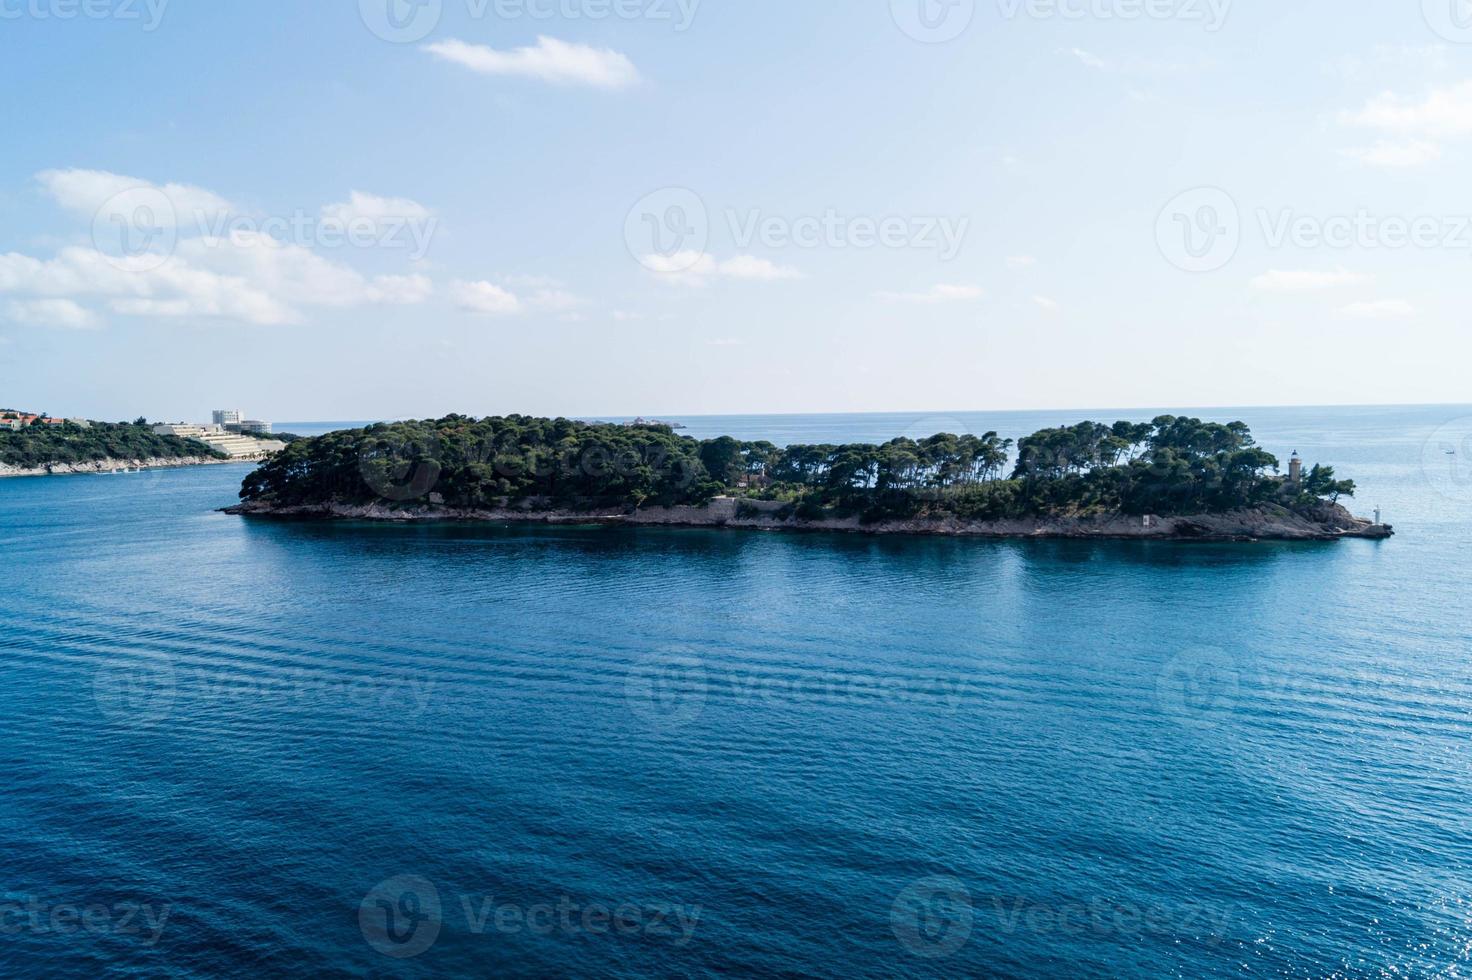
xmin=1289 ymin=451 xmax=1303 ymax=485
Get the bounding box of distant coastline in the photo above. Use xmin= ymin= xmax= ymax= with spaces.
xmin=0 ymin=456 xmax=244 ymax=480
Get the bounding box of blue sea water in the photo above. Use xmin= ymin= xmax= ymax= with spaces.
xmin=2 ymin=404 xmax=1470 ymax=978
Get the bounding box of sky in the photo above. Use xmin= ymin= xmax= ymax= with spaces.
xmin=1 ymin=0 xmax=1470 ymax=422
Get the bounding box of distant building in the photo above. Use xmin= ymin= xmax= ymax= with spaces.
xmin=1288 ymin=451 xmax=1303 ymax=485
xmin=153 ymin=422 xmax=284 ymax=459
xmin=238 ymin=420 xmax=272 ymax=435
xmin=213 ymin=410 xmax=242 ymax=427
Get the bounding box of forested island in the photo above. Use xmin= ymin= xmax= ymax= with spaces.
xmin=226 ymin=415 xmax=1392 ymax=541
xmin=0 ymin=419 xmax=228 ymax=477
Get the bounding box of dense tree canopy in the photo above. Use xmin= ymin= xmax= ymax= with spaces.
xmin=239 ymin=415 xmax=1355 ymax=520
xmin=0 ymin=420 xmax=224 ymax=469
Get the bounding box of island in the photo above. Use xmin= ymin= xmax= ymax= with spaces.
xmin=222 ymin=415 xmax=1393 ymax=542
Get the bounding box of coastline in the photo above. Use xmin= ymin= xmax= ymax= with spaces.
xmin=0 ymin=456 xmax=247 ymax=479
xmin=223 ymin=497 xmax=1394 ymax=542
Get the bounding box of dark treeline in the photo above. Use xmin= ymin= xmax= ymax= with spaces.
xmin=0 ymin=420 xmax=225 ymax=469
xmin=239 ymin=414 xmax=1356 ymax=520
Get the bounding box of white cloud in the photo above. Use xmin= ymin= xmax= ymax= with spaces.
xmin=1066 ymin=48 xmax=1110 ymax=70
xmin=0 ymin=233 xmax=434 ymax=327
xmin=1342 ymin=81 xmax=1472 ymax=137
xmin=451 ymin=276 xmax=586 ymax=315
xmin=4 ymin=298 xmax=100 ymax=329
xmin=36 ymin=168 xmax=233 ymax=226
xmin=1250 ymin=267 xmax=1367 ymax=292
xmin=708 ymin=338 xmax=742 ymax=347
xmin=1006 ymin=255 xmax=1037 ymax=270
xmin=1340 ymin=140 xmax=1443 ymax=168
xmin=612 ymin=310 xmax=644 ymax=322
xmin=1032 ymin=295 xmax=1060 ymax=313
xmin=452 ymin=280 xmax=522 ymax=315
xmin=1340 ymin=81 xmax=1472 ymax=167
xmin=321 ymin=191 xmax=433 ymax=229
xmin=5 ymin=169 xmax=442 ymax=326
xmin=424 ymin=37 xmax=640 ymax=90
xmin=643 ymin=252 xmax=803 ymax=287
xmin=1339 ymin=299 xmax=1416 ymax=319
xmin=716 ymin=255 xmax=804 ymax=281
xmin=874 ymin=284 xmax=984 ymax=304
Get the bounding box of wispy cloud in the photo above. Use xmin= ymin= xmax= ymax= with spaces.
xmin=1340 ymin=80 xmax=1472 ymax=168
xmin=1339 ymin=299 xmax=1416 ymax=319
xmin=1340 ymin=140 xmax=1442 ymax=168
xmin=1251 ymin=267 xmax=1367 ymax=292
xmin=451 ymin=276 xmax=585 ymax=315
xmin=4 ymin=298 xmax=101 ymax=329
xmin=874 ymin=284 xmax=983 ymax=304
xmin=1032 ymin=295 xmax=1060 ymax=313
xmin=643 ymin=252 xmax=803 ymax=287
xmin=1006 ymin=255 xmax=1037 ymax=271
xmin=424 ymin=37 xmax=640 ymax=90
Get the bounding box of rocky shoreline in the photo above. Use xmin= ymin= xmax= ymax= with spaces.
xmin=222 ymin=496 xmax=1394 ymax=542
xmin=0 ymin=456 xmax=241 ymax=479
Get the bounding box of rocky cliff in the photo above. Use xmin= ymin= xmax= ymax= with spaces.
xmin=223 ymin=496 xmax=1393 ymax=542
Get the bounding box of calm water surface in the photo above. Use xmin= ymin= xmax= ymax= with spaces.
xmin=2 ymin=405 xmax=1470 ymax=978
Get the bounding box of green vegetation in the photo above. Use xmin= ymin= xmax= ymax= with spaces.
xmin=0 ymin=420 xmax=226 ymax=469
xmin=239 ymin=414 xmax=1355 ymax=521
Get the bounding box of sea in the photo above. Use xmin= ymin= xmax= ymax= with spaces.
xmin=1 ymin=404 xmax=1469 ymax=978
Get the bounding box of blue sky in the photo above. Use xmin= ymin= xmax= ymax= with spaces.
xmin=1 ymin=0 xmax=1470 ymax=422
